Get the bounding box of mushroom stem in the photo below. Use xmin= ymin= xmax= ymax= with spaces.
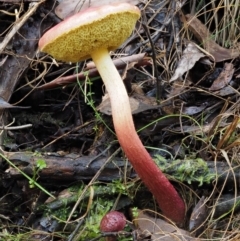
xmin=91 ymin=48 xmax=185 ymax=224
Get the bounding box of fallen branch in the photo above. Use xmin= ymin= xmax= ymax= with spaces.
xmin=37 ymin=53 xmax=151 ymax=90
xmin=4 ymin=151 xmax=240 ymax=187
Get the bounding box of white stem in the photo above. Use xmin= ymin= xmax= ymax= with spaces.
xmin=91 ymin=48 xmax=135 ymax=134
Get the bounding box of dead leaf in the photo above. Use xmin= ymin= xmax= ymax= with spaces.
xmin=170 ymin=42 xmax=207 ymax=82
xmin=185 ymin=14 xmax=240 ymax=62
xmin=209 ymin=63 xmax=234 ymax=91
xmin=189 ymin=197 xmax=208 ymax=237
xmin=0 ymin=98 xmax=29 ymax=109
xmin=182 ymin=104 xmax=207 ymax=115
xmin=213 ymin=85 xmax=237 ymax=96
xmin=132 ymin=209 xmax=200 ymax=241
xmin=217 ymin=116 xmax=239 ymax=150
xmin=169 ymin=114 xmax=230 ymax=135
xmin=97 ymin=93 xmax=159 ymax=115
xmin=55 ymin=0 xmax=142 ymax=19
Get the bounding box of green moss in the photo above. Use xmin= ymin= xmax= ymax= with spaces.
xmin=154 ymin=155 xmax=215 ymax=186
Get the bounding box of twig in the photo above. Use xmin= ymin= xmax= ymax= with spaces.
xmin=0 ymin=124 xmax=32 ymax=130
xmin=37 ymin=53 xmax=150 ymax=90
xmin=0 ymin=1 xmax=45 ymax=54
xmin=0 ymin=118 xmax=32 ymax=133
xmin=142 ymin=11 xmax=162 ymax=101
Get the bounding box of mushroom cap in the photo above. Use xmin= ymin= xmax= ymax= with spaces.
xmin=39 ymin=3 xmax=140 ymax=62
xmin=100 ymin=211 xmax=126 ymax=232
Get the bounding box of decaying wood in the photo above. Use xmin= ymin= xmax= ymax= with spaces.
xmin=37 ymin=53 xmax=151 ymax=90
xmin=4 ymin=151 xmax=240 ymax=187
xmin=4 ymin=152 xmax=130 ymax=181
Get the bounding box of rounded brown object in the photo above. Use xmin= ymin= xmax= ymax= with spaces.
xmin=39 ymin=3 xmax=140 ymax=62
xmin=100 ymin=211 xmax=126 ymax=232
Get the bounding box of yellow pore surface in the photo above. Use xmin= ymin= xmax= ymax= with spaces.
xmin=40 ymin=9 xmax=140 ymax=62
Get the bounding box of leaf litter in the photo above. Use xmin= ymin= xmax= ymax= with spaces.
xmin=0 ymin=0 xmax=240 ymax=240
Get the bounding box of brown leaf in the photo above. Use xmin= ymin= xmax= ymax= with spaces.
xmin=182 ymin=104 xmax=207 ymax=116
xmin=209 ymin=63 xmax=234 ymax=91
xmin=170 ymin=42 xmax=207 ymax=82
xmin=217 ymin=116 xmax=239 ymax=150
xmin=132 ymin=209 xmax=200 ymax=241
xmin=97 ymin=93 xmax=159 ymax=115
xmin=189 ymin=197 xmax=208 ymax=237
xmin=213 ymin=85 xmax=237 ymax=96
xmin=185 ymin=14 xmax=240 ymax=62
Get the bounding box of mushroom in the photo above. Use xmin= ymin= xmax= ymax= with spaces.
xmin=100 ymin=211 xmax=126 ymax=241
xmin=38 ymin=3 xmax=185 ymax=224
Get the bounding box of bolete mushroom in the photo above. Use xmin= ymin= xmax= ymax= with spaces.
xmin=100 ymin=211 xmax=126 ymax=241
xmin=38 ymin=3 xmax=185 ymax=224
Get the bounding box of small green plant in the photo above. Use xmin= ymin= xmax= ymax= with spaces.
xmin=131 ymin=207 xmax=139 ymax=218
xmin=0 ymin=153 xmax=54 ymax=198
xmin=111 ymin=179 xmax=128 ymax=195
xmin=29 ymin=159 xmax=47 ymax=188
xmin=110 ymin=180 xmax=136 ymax=200
xmin=77 ymin=67 xmax=115 ymax=135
